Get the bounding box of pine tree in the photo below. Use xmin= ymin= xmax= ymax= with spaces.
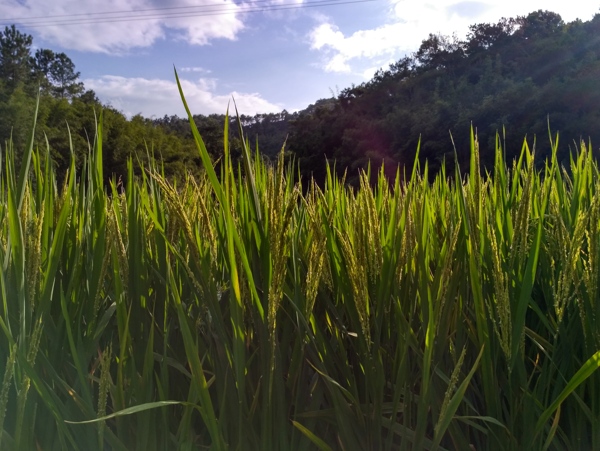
xmin=0 ymin=25 xmax=33 ymax=88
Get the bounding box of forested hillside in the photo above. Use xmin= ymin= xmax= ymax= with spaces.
xmin=2 ymin=10 xmax=600 ymax=184
xmin=288 ymin=10 xmax=600 ymax=184
xmin=0 ymin=25 xmax=291 ymax=181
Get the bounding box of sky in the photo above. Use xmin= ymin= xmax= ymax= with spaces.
xmin=0 ymin=0 xmax=598 ymax=118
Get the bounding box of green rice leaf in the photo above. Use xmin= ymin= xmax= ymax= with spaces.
xmin=65 ymin=401 xmax=184 ymax=424
xmin=292 ymin=420 xmax=332 ymax=451
xmin=534 ymin=350 xmax=600 ymax=439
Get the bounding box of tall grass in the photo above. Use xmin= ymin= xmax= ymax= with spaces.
xmin=0 ymin=81 xmax=599 ymax=450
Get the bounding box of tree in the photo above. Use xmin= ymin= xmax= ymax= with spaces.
xmin=465 ymin=18 xmax=517 ymax=55
xmin=517 ymin=10 xmax=564 ymax=39
xmin=79 ymin=89 xmax=100 ymax=104
xmin=0 ymin=85 xmax=38 ymax=155
xmin=0 ymin=25 xmax=33 ymax=88
xmin=31 ymin=48 xmax=55 ymax=92
xmin=414 ymin=33 xmax=464 ymax=71
xmin=48 ymin=52 xmax=84 ymax=98
xmin=31 ymin=49 xmax=83 ymax=98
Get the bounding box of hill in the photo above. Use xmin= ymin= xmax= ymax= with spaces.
xmin=2 ymin=10 xmax=600 ymax=184
xmin=286 ymin=10 xmax=600 ymax=184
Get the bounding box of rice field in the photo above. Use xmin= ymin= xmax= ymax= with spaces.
xmin=0 ymin=80 xmax=599 ymax=450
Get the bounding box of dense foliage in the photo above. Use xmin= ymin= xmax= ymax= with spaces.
xmin=3 ymin=11 xmax=600 ymax=185
xmin=0 ymin=25 xmax=293 ymax=182
xmin=0 ymin=25 xmax=198 ymax=180
xmin=0 ymin=84 xmax=599 ymax=449
xmin=287 ymin=10 xmax=600 ymax=184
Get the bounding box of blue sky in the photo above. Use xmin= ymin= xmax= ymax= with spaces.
xmin=1 ymin=0 xmax=598 ymax=118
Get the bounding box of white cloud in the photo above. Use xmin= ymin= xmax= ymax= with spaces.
xmin=180 ymin=67 xmax=212 ymax=73
xmin=310 ymin=20 xmax=425 ymax=74
xmin=310 ymin=0 xmax=600 ymax=75
xmin=1 ymin=0 xmax=316 ymax=52
xmin=309 ymin=2 xmax=456 ymax=74
xmin=324 ymin=54 xmax=351 ymax=73
xmin=0 ymin=0 xmax=244 ymax=53
xmin=83 ymin=75 xmax=283 ymax=118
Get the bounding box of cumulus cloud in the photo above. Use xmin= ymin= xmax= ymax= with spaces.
xmin=0 ymin=0 xmax=244 ymax=53
xmin=309 ymin=0 xmax=600 ymax=75
xmin=1 ymin=0 xmax=314 ymax=52
xmin=309 ymin=2 xmax=464 ymax=74
xmin=310 ymin=21 xmax=425 ymax=73
xmin=83 ymin=75 xmax=283 ymax=118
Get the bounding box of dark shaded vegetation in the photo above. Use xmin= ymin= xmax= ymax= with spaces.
xmin=288 ymin=10 xmax=600 ymax=184
xmin=2 ymin=10 xmax=600 ymax=185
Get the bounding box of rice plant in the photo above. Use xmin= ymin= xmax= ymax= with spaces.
xmin=0 ymin=81 xmax=598 ymax=450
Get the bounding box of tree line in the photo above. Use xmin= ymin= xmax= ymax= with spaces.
xmin=2 ymin=10 xmax=600 ymax=185
xmin=287 ymin=10 xmax=600 ymax=184
xmin=0 ymin=24 xmax=293 ymax=182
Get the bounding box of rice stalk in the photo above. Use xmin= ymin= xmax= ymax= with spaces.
xmin=0 ymin=343 xmax=17 ymax=444
xmin=14 ymin=315 xmax=43 ymax=446
xmin=553 ymin=210 xmax=586 ymax=325
xmin=266 ymin=151 xmax=298 ymax=348
xmin=581 ymin=194 xmax=600 ymax=347
xmin=303 ymin=185 xmax=328 ymax=319
xmin=25 ymin=195 xmax=43 ymax=310
xmin=434 ymin=344 xmax=467 ymax=438
xmin=486 ymin=218 xmax=512 ymax=363
xmin=97 ymin=344 xmax=112 ymax=448
xmin=335 ymin=226 xmax=371 ymax=350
